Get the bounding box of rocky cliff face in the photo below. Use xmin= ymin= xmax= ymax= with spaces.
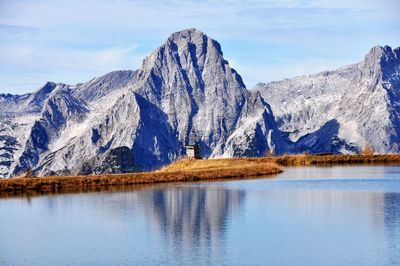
xmin=1 ymin=29 xmax=398 ymax=178
xmin=0 ymin=29 xmax=284 ymax=177
xmin=131 ymin=28 xmax=285 ymax=157
xmin=255 ymin=45 xmax=400 ymax=154
xmin=0 ymin=70 xmax=138 ymax=177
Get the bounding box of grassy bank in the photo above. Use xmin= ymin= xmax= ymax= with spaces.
xmin=2 ymin=154 xmax=400 ymax=196
xmin=160 ymin=158 xmax=279 ymax=172
xmin=0 ymin=159 xmax=282 ymax=194
xmin=160 ymin=154 xmax=400 ymax=170
xmin=271 ymin=154 xmax=400 ymax=166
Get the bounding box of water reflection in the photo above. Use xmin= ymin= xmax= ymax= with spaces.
xmin=384 ymin=193 xmax=400 ymax=266
xmin=73 ymin=185 xmax=246 ymax=265
xmin=1 ymin=166 xmax=400 ymax=265
xmin=138 ymin=186 xmax=245 ymax=264
xmin=147 ymin=187 xmax=244 ymax=236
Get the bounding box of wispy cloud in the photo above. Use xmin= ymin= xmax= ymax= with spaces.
xmin=0 ymin=0 xmax=399 ymax=94
xmin=0 ymin=23 xmax=42 ymax=34
xmin=0 ymin=44 xmax=143 ymax=91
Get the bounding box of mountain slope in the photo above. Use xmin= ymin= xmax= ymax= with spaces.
xmin=1 ymin=70 xmax=137 ymax=177
xmin=255 ymin=45 xmax=400 ymax=154
xmin=1 ymin=28 xmax=284 ymax=177
xmin=131 ymin=28 xmax=285 ymax=157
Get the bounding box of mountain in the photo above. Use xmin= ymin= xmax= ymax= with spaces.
xmin=0 ymin=70 xmax=140 ymax=177
xmin=130 ymin=29 xmax=285 ymax=158
xmin=255 ymin=45 xmax=400 ymax=154
xmin=0 ymin=28 xmax=284 ymax=177
xmin=2 ymin=29 xmax=399 ymax=178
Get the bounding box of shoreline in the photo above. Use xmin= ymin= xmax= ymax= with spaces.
xmin=0 ymin=160 xmax=282 ymax=196
xmin=2 ymin=154 xmax=400 ymax=196
xmin=271 ymin=154 xmax=400 ymax=166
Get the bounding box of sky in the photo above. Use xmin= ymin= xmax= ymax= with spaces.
xmin=0 ymin=0 xmax=399 ymax=94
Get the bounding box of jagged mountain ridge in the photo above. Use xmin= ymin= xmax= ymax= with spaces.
xmin=0 ymin=28 xmax=284 ymax=177
xmin=1 ymin=28 xmax=399 ymax=177
xmin=255 ymin=45 xmax=400 ymax=154
xmin=131 ymin=29 xmax=285 ymax=157
xmin=0 ymin=70 xmax=138 ymax=177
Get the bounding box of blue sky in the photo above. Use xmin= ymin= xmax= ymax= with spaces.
xmin=0 ymin=0 xmax=399 ymax=94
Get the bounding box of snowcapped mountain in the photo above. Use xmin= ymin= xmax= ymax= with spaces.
xmin=255 ymin=45 xmax=400 ymax=154
xmin=0 ymin=28 xmax=284 ymax=177
xmin=0 ymin=70 xmax=138 ymax=177
xmin=130 ymin=29 xmax=285 ymax=158
xmin=1 ymin=28 xmax=399 ymax=178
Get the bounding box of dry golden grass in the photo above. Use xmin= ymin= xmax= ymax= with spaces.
xmin=0 ymin=158 xmax=282 ymax=195
xmin=361 ymin=145 xmax=375 ymax=155
xmin=272 ymin=153 xmax=400 ymax=166
xmin=2 ymin=154 xmax=400 ymax=196
xmin=163 ymin=154 xmax=400 ymax=171
xmin=160 ymin=158 xmax=273 ymax=172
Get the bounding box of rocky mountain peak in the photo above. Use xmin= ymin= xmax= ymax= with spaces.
xmin=363 ymin=45 xmax=399 ymax=77
xmin=5 ymin=32 xmax=398 ymax=177
xmin=256 ymin=44 xmax=400 ymax=155
xmin=139 ymin=28 xmax=228 ymax=78
xmin=167 ymin=28 xmax=207 ymax=44
xmin=365 ymin=45 xmax=392 ymax=59
xmin=133 ymin=28 xmax=247 ymax=110
xmin=34 ymin=81 xmax=57 ymax=97
xmin=167 ymin=28 xmax=218 ymax=48
xmin=130 ymin=28 xmax=277 ymax=157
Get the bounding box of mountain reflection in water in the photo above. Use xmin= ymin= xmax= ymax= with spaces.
xmin=384 ymin=193 xmax=400 ymax=266
xmin=139 ymin=186 xmax=245 ymax=264
xmin=1 ymin=166 xmax=400 ymax=265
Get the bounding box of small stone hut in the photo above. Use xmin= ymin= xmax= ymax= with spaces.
xmin=185 ymin=144 xmax=201 ymax=159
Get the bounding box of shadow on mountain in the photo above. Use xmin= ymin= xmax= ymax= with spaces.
xmin=78 ymin=146 xmax=137 ymax=175
xmin=295 ymin=119 xmax=359 ymax=154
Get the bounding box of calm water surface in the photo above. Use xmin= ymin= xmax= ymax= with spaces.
xmin=1 ymin=166 xmax=400 ymax=265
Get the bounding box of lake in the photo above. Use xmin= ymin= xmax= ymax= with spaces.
xmin=1 ymin=165 xmax=400 ymax=265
